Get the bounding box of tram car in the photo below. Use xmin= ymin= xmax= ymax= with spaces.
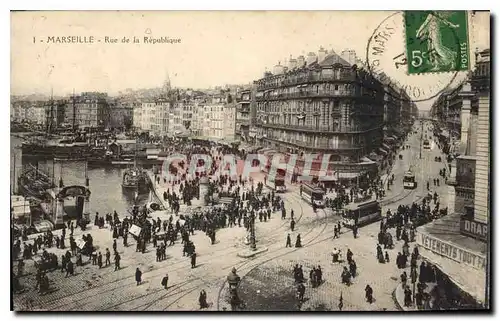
xmin=403 ymin=171 xmax=417 ymax=189
xmin=300 ymin=183 xmax=325 ymax=208
xmin=266 ymin=175 xmax=286 ymax=193
xmin=342 ymin=200 xmax=381 ymax=228
xmin=423 ymin=139 xmax=431 ymax=150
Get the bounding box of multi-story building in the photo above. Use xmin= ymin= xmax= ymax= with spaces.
xmin=430 ymin=80 xmax=476 ymax=155
xmin=11 ymin=99 xmax=67 ymax=130
xmin=416 ymin=48 xmax=490 ymax=309
xmin=253 ymin=48 xmax=386 ymax=183
xmin=65 ymin=92 xmax=110 ymax=129
xmin=134 ymin=97 xmax=170 ymax=136
xmin=133 ymin=105 xmax=143 ymax=131
xmin=11 ymin=102 xmax=27 ymax=122
xmin=235 ymin=88 xmax=252 ymax=141
xmin=168 ymin=103 xmax=183 ymax=136
xmin=222 ymin=103 xmax=236 ymax=141
xmin=110 ymin=98 xmax=136 ymax=130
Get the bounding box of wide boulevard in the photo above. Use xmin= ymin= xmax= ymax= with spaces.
xmin=13 ymin=120 xmax=450 ymax=311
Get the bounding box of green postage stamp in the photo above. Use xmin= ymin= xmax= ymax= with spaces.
xmin=404 ymin=11 xmax=470 ymax=74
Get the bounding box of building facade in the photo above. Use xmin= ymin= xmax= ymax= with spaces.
xmin=65 ymin=92 xmax=110 ymax=129
xmin=416 ymin=48 xmax=490 ymax=308
xmin=235 ymin=89 xmax=252 ymax=141
xmin=134 ymin=97 xmax=170 ymax=136
xmin=222 ymin=103 xmax=236 ymax=141
xmin=253 ymin=49 xmax=386 ymax=181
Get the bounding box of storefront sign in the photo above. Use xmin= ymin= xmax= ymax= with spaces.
xmin=417 ymin=232 xmax=486 ymax=271
xmin=460 ymin=218 xmax=488 ymax=242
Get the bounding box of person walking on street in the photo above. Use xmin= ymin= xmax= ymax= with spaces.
xmin=191 ymin=252 xmax=197 ymax=268
xmin=199 ymin=290 xmax=209 ymax=309
xmin=135 ymin=267 xmax=142 ymax=286
xmin=295 ymin=234 xmax=302 ymax=248
xmin=365 ymin=285 xmax=374 ymax=304
xmin=114 ymin=252 xmax=121 ymax=271
xmin=161 ymin=273 xmax=169 ymax=289
xmin=290 ymin=218 xmax=296 ymax=232
xmin=97 ymin=252 xmax=103 ymax=269
xmin=105 ymin=248 xmax=111 ymax=266
xmin=285 ymin=233 xmax=292 ymax=248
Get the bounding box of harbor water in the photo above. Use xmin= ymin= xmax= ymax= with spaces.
xmin=11 ymin=135 xmax=151 ymax=218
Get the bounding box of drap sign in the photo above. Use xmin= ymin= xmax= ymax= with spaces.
xmin=417 ymin=232 xmax=486 ymax=271
xmin=460 ymin=218 xmax=488 ymax=242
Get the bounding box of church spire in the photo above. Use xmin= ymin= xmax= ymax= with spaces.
xmin=163 ymin=71 xmax=171 ymax=93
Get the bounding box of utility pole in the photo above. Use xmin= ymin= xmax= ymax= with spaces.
xmin=419 ymin=121 xmax=423 ymax=159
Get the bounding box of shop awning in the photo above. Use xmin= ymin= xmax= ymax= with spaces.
xmin=360 ymin=156 xmax=376 ymax=164
xmin=382 ymin=143 xmax=391 ymax=151
xmin=418 ymin=246 xmax=486 ymax=305
xmin=390 ymin=135 xmax=399 ymax=140
xmin=416 ymin=214 xmax=487 ymax=304
xmin=378 ymin=148 xmax=388 ymax=155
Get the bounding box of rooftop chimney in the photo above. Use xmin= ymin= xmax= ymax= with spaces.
xmin=296 ymin=55 xmax=305 ymax=68
xmin=318 ymin=47 xmax=328 ymax=63
xmin=306 ymin=52 xmax=317 ymax=65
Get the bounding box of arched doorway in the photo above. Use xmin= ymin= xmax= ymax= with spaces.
xmin=57 ymin=185 xmax=91 ymax=221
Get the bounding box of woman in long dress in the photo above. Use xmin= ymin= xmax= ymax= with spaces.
xmin=416 ymin=12 xmax=460 ymax=71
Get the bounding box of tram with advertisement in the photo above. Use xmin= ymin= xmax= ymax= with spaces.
xmin=266 ymin=169 xmax=287 ymax=193
xmin=342 ymin=200 xmax=382 ymax=228
xmin=300 ymin=183 xmax=325 ymax=208
xmin=403 ymin=170 xmax=417 ymax=189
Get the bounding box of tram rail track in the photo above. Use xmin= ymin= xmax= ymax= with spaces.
xmin=35 ymin=190 xmax=310 ymax=311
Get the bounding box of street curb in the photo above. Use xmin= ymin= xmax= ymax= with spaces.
xmin=146 ymin=171 xmax=169 ymax=210
xmin=237 ymin=247 xmax=268 ymax=258
xmin=392 ymin=286 xmax=405 ymax=311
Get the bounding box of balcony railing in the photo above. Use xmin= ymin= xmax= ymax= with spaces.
xmin=256 ymin=73 xmax=357 ymax=90
xmin=256 ymin=90 xmax=357 ymax=101
xmin=256 ymin=121 xmax=381 ymax=134
xmin=263 ymin=136 xmax=363 ymax=151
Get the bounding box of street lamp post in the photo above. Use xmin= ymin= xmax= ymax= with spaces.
xmin=411 ymin=266 xmax=418 ymax=305
xmin=250 ymin=212 xmax=257 ymax=251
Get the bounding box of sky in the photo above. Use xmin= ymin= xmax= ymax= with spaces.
xmin=11 ymin=11 xmax=490 ymax=110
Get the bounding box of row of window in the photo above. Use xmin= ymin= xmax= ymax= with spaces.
xmin=255 ymin=68 xmax=356 ymax=88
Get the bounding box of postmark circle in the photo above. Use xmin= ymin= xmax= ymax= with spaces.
xmin=365 ymin=11 xmax=470 ymax=103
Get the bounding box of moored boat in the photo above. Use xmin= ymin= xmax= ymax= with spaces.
xmin=122 ymin=167 xmax=149 ymax=192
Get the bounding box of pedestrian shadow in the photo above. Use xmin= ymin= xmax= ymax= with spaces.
xmin=193 ymin=263 xmax=205 ymax=268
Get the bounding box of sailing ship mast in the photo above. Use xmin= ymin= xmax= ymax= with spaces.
xmin=72 ymin=89 xmax=76 ymax=132
xmin=46 ymin=88 xmax=55 ymax=136
xmin=11 ymin=152 xmax=16 ymax=194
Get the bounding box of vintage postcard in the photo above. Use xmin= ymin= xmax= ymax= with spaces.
xmin=10 ymin=10 xmax=491 ymax=311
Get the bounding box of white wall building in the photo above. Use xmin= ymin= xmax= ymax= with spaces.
xmin=134 ymin=98 xmax=170 ymax=136
xmin=223 ymin=104 xmax=236 ymax=141
xmin=133 ymin=106 xmax=143 ymax=130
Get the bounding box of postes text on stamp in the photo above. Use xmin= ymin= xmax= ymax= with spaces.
xmin=404 ymin=11 xmax=470 ymax=74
